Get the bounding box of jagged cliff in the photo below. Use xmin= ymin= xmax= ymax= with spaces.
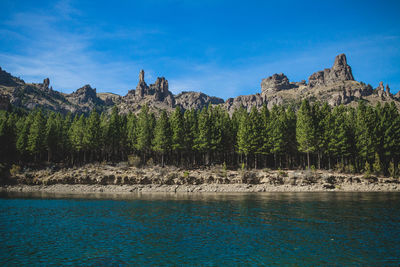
xmin=0 ymin=54 xmax=398 ymax=114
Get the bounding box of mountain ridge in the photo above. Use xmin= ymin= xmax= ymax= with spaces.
xmin=0 ymin=54 xmax=398 ymax=114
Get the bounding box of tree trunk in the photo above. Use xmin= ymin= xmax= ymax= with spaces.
xmin=307 ymin=151 xmax=310 ymax=170
xmin=318 ymin=152 xmax=321 ymax=170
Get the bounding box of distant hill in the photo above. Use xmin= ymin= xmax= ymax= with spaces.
xmin=1 ymin=54 xmax=399 ymax=114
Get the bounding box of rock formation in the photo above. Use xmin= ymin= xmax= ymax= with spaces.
xmin=0 ymin=67 xmax=24 ymax=87
xmin=175 ymin=91 xmax=224 ymax=110
xmin=308 ymin=53 xmax=354 ymax=88
xmin=0 ymin=53 xmax=399 ymax=114
xmin=68 ymin=85 xmax=104 ymax=106
xmin=261 ymin=73 xmax=294 ymax=94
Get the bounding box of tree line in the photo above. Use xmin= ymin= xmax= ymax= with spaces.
xmin=1 ymin=100 xmax=400 ymax=176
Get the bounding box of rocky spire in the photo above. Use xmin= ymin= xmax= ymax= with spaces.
xmin=376 ymin=82 xmax=385 ymax=97
xmin=308 ymin=53 xmax=354 ymax=88
xmin=136 ymin=69 xmax=148 ymax=97
xmin=331 ymin=53 xmax=354 ymax=81
xmin=139 ymin=69 xmax=145 ymax=83
xmin=386 ymin=84 xmax=391 ymax=95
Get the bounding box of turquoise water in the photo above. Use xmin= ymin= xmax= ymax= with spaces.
xmin=1 ymin=192 xmax=400 ymax=266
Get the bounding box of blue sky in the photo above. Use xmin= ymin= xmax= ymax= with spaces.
xmin=0 ymin=0 xmax=399 ymax=99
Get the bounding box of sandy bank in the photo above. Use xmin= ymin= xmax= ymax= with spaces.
xmin=1 ymin=163 xmax=399 ymax=193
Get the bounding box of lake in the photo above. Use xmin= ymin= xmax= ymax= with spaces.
xmin=1 ymin=192 xmax=399 ymax=266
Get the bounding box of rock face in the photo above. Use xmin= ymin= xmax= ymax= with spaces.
xmin=374 ymin=82 xmax=393 ymax=98
xmin=67 ymin=85 xmax=104 ymax=106
xmin=175 ymin=91 xmax=224 ymax=110
xmin=261 ymin=73 xmax=294 ymax=94
xmin=224 ymin=94 xmax=266 ymax=113
xmin=308 ymin=54 xmax=354 ymax=88
xmin=0 ymin=67 xmax=24 ymax=87
xmin=0 ymin=53 xmax=399 ymax=114
xmin=0 ymin=94 xmax=10 ymax=110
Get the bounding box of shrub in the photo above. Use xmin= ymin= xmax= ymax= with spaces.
xmin=10 ymin=164 xmax=21 ymax=176
xmin=128 ymin=155 xmax=141 ymax=167
xmin=364 ymin=161 xmax=371 ymax=175
xmin=345 ymin=164 xmax=356 ymax=174
xmin=277 ymin=168 xmax=288 ymax=177
xmin=183 ymin=171 xmax=189 ymax=178
xmin=335 ymin=162 xmax=344 ymax=172
xmin=223 ymin=162 xmax=227 ymax=172
xmin=373 ymin=153 xmax=382 ymax=175
xmin=310 ymin=165 xmax=316 ymax=172
xmin=388 ymin=162 xmax=396 ymax=178
xmin=146 ymin=158 xmax=154 ymax=167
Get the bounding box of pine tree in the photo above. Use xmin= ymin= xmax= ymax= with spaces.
xmin=194 ymin=107 xmax=211 ymax=165
xmin=136 ymin=105 xmax=152 ymax=161
xmin=127 ymin=112 xmax=138 ymax=152
xmin=45 ymin=113 xmax=59 ymax=162
xmin=84 ymin=111 xmax=101 ymax=161
xmin=296 ymin=100 xmax=316 ymax=169
xmin=183 ymin=109 xmax=198 ymax=165
xmin=330 ymin=106 xmax=351 ymax=170
xmin=237 ymin=110 xmax=251 ymax=167
xmin=260 ymin=105 xmax=271 ymax=166
xmin=285 ymin=106 xmax=297 ymax=168
xmin=153 ymin=111 xmax=172 ymax=166
xmin=170 ymin=106 xmax=185 ymax=164
xmin=28 ymin=110 xmax=46 ymax=161
xmin=69 ymin=114 xmax=85 ymax=163
xmin=248 ymin=106 xmax=262 ymax=168
xmin=270 ymin=105 xmax=289 ymax=168
xmin=16 ymin=115 xmax=31 ymax=161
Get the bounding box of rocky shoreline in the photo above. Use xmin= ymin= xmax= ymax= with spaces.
xmin=1 ymin=163 xmax=400 ymax=194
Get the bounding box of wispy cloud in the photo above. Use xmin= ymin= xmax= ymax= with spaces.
xmin=0 ymin=0 xmax=159 ymax=94
xmin=0 ymin=0 xmax=399 ymax=98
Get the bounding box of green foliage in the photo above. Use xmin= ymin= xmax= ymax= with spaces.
xmin=277 ymin=168 xmax=288 ymax=177
xmin=1 ymin=100 xmax=400 ymax=176
xmin=388 ymin=161 xmax=396 ymax=178
xmin=296 ymin=100 xmax=316 ymax=165
xmin=170 ymin=106 xmax=185 ymax=152
xmin=345 ymin=164 xmax=356 ymax=174
xmin=136 ymin=105 xmax=153 ymax=153
xmin=128 ymin=154 xmax=141 ymax=167
xmin=373 ymin=152 xmax=382 ymax=175
xmin=10 ymin=164 xmax=21 ymax=176
xmin=153 ymin=111 xmax=172 ymax=154
xmin=28 ymin=110 xmax=46 ymax=159
xmin=364 ymin=161 xmax=371 ymax=175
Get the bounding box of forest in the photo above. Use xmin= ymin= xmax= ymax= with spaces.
xmin=0 ymin=100 xmax=400 ymax=177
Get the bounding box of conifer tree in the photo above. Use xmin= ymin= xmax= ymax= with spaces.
xmin=194 ymin=107 xmax=211 ymax=165
xmin=248 ymin=106 xmax=262 ymax=168
xmin=45 ymin=113 xmax=59 ymax=162
xmin=153 ymin=111 xmax=171 ymax=166
xmin=183 ymin=109 xmax=198 ymax=165
xmin=170 ymin=106 xmax=185 ymax=164
xmin=296 ymin=100 xmax=316 ymax=169
xmin=70 ymin=114 xmax=86 ymax=162
xmin=127 ymin=113 xmax=138 ymax=152
xmin=136 ymin=105 xmax=152 ymax=161
xmin=237 ymin=110 xmax=251 ymax=167
xmin=16 ymin=115 xmax=31 ymax=161
xmin=28 ymin=110 xmax=46 ymax=161
xmin=84 ymin=111 xmax=101 ymax=161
